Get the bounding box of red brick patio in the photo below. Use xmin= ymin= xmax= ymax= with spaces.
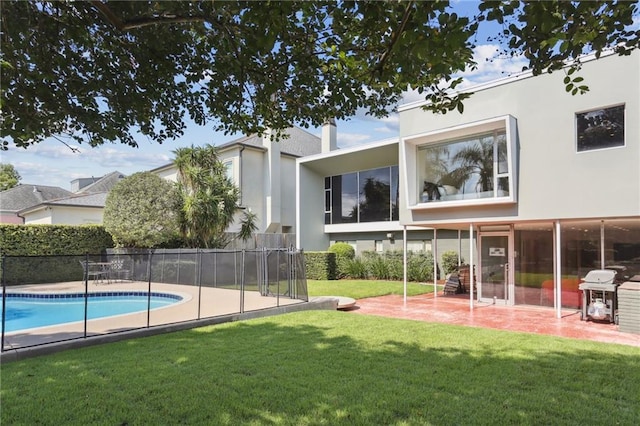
xmin=348 ymin=292 xmax=640 ymax=347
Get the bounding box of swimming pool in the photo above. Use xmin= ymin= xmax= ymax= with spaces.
xmin=1 ymin=292 xmax=183 ymax=333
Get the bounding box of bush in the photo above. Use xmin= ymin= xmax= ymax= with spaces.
xmin=104 ymin=172 xmax=181 ymax=248
xmin=441 ymin=251 xmax=464 ymax=275
xmin=345 ymin=257 xmax=367 ymax=279
xmin=304 ymin=251 xmax=337 ymax=280
xmin=367 ymin=255 xmax=390 ymax=280
xmin=407 ymin=251 xmax=434 ymax=282
xmin=328 ymin=242 xmax=355 ymax=258
xmin=0 ymin=224 xmax=114 ymax=285
xmin=0 ymin=224 xmax=113 ymax=256
xmin=328 ymin=242 xmax=355 ymax=278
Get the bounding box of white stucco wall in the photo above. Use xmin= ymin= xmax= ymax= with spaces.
xmin=296 ymin=139 xmax=399 ymax=250
xmin=23 ymin=206 xmax=103 ymax=225
xmin=240 ymin=148 xmax=266 ymax=231
xmin=280 ymin=156 xmax=297 ymax=231
xmin=154 ymin=166 xmax=178 ymax=182
xmin=399 ymin=51 xmax=640 ymax=226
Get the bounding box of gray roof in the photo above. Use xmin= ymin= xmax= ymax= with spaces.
xmin=0 ymin=184 xmax=73 ymax=212
xmin=76 ymin=171 xmax=126 ymax=193
xmin=150 ymin=126 xmax=321 ymax=174
xmin=18 ymin=192 xmax=108 ymax=214
xmin=217 ymin=127 xmax=321 ymax=157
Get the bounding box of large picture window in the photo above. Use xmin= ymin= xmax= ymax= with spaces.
xmin=417 ymin=130 xmax=509 ymax=203
xmin=576 ymin=104 xmax=625 ymax=152
xmin=325 ymin=166 xmax=399 ymax=224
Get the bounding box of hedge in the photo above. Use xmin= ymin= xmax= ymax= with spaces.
xmin=304 ymin=251 xmax=337 ymax=280
xmin=0 ymin=224 xmax=114 ymax=285
xmin=0 ymin=224 xmax=113 ymax=256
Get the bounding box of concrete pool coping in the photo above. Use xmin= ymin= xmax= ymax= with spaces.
xmin=1 ymin=280 xmax=337 ymax=363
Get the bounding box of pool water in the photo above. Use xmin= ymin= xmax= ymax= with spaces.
xmin=1 ymin=292 xmax=182 ymax=333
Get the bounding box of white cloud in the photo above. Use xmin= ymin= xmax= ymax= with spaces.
xmin=458 ymin=43 xmax=528 ymax=87
xmin=337 ymin=132 xmax=373 ymax=148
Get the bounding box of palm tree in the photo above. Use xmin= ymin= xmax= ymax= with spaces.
xmin=173 ymin=144 xmax=255 ymax=248
xmin=445 ymin=138 xmax=495 ymax=193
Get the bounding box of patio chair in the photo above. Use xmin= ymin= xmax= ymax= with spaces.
xmin=109 ymin=258 xmax=131 ymax=282
xmin=80 ymin=260 xmax=109 ymax=284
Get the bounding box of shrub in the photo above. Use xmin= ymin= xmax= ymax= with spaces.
xmin=328 ymin=242 xmax=355 ymax=278
xmin=304 ymin=251 xmax=337 ymax=280
xmin=407 ymin=251 xmax=435 ymax=282
xmin=104 ymin=172 xmax=181 ymax=248
xmin=441 ymin=250 xmax=464 ymax=275
xmin=367 ymin=255 xmax=389 ymax=280
xmin=345 ymin=257 xmax=367 ymax=279
xmin=328 ymin=242 xmax=355 ymax=258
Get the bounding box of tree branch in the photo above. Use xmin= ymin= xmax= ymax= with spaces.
xmin=90 ymin=1 xmax=206 ymax=31
xmin=373 ymin=1 xmax=415 ymax=76
xmin=90 ymin=1 xmax=125 ymax=31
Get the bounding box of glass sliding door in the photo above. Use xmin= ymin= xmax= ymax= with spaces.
xmin=514 ymin=224 xmax=554 ymax=307
xmin=478 ymin=233 xmax=512 ymax=305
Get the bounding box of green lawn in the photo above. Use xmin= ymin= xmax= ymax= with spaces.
xmin=307 ymin=279 xmax=434 ymax=299
xmin=2 ymin=311 xmax=639 ymax=425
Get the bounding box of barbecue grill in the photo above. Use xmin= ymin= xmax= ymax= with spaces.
xmin=579 ymin=269 xmax=619 ymax=324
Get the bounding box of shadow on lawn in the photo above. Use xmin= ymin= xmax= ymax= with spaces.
xmin=2 ymin=312 xmax=640 ymax=425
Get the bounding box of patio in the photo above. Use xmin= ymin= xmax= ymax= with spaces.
xmin=348 ymin=292 xmax=640 ymax=347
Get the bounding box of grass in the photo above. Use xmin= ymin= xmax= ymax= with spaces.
xmin=2 ymin=311 xmax=639 ymax=425
xmin=307 ymin=279 xmax=434 ymax=299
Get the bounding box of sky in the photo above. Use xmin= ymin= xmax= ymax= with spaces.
xmin=2 ymin=1 xmax=638 ymax=190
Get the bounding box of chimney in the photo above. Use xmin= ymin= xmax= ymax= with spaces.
xmin=321 ymin=118 xmax=337 ymax=153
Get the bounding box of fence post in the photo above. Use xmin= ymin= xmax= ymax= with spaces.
xmin=83 ymin=253 xmax=89 ymax=338
xmin=197 ymin=249 xmax=202 ymax=320
xmin=1 ymin=255 xmax=6 ymax=352
xmin=240 ymin=250 xmax=245 ymax=313
xmin=146 ymin=249 xmax=153 ymax=328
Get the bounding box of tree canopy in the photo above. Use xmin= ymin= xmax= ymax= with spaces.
xmin=0 ymin=163 xmax=21 ymax=190
xmin=174 ymin=144 xmax=256 ymax=248
xmin=1 ymin=1 xmax=638 ymax=150
xmin=103 ymin=172 xmax=181 ymax=248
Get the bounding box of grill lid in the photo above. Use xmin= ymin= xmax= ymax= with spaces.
xmin=582 ymin=269 xmax=616 ymax=284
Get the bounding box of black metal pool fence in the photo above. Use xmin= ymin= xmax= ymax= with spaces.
xmin=1 ymin=248 xmax=308 ymax=352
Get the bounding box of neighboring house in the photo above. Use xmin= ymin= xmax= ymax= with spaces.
xmin=14 ymin=171 xmax=126 ymax=225
xmin=152 ymin=126 xmax=322 ymax=235
xmin=73 ymin=171 xmax=126 ymax=194
xmin=0 ymin=184 xmax=73 ymax=224
xmin=18 ymin=192 xmax=108 ymax=225
xmin=297 ymin=50 xmax=640 ymax=315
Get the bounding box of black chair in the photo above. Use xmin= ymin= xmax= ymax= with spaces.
xmin=80 ymin=260 xmax=109 ymax=284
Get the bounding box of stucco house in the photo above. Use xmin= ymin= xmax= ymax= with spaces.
xmin=9 ymin=171 xmax=126 ymax=225
xmin=0 ymin=184 xmax=73 ymax=224
xmin=297 ymin=49 xmax=639 ymax=316
xmin=152 ymin=126 xmax=323 ymax=237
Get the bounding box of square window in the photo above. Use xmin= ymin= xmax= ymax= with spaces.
xmin=576 ymin=105 xmax=624 ymax=152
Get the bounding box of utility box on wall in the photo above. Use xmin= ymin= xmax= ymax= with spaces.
xmin=617 ymin=278 xmax=640 ymax=335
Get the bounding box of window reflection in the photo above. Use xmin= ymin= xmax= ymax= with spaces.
xmin=418 ymin=131 xmax=508 ymax=202
xmin=576 ymin=105 xmax=625 ymax=152
xmin=325 ymin=166 xmax=399 ymax=224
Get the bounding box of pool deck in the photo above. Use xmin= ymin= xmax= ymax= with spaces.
xmin=2 ymin=280 xmax=307 ymax=351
